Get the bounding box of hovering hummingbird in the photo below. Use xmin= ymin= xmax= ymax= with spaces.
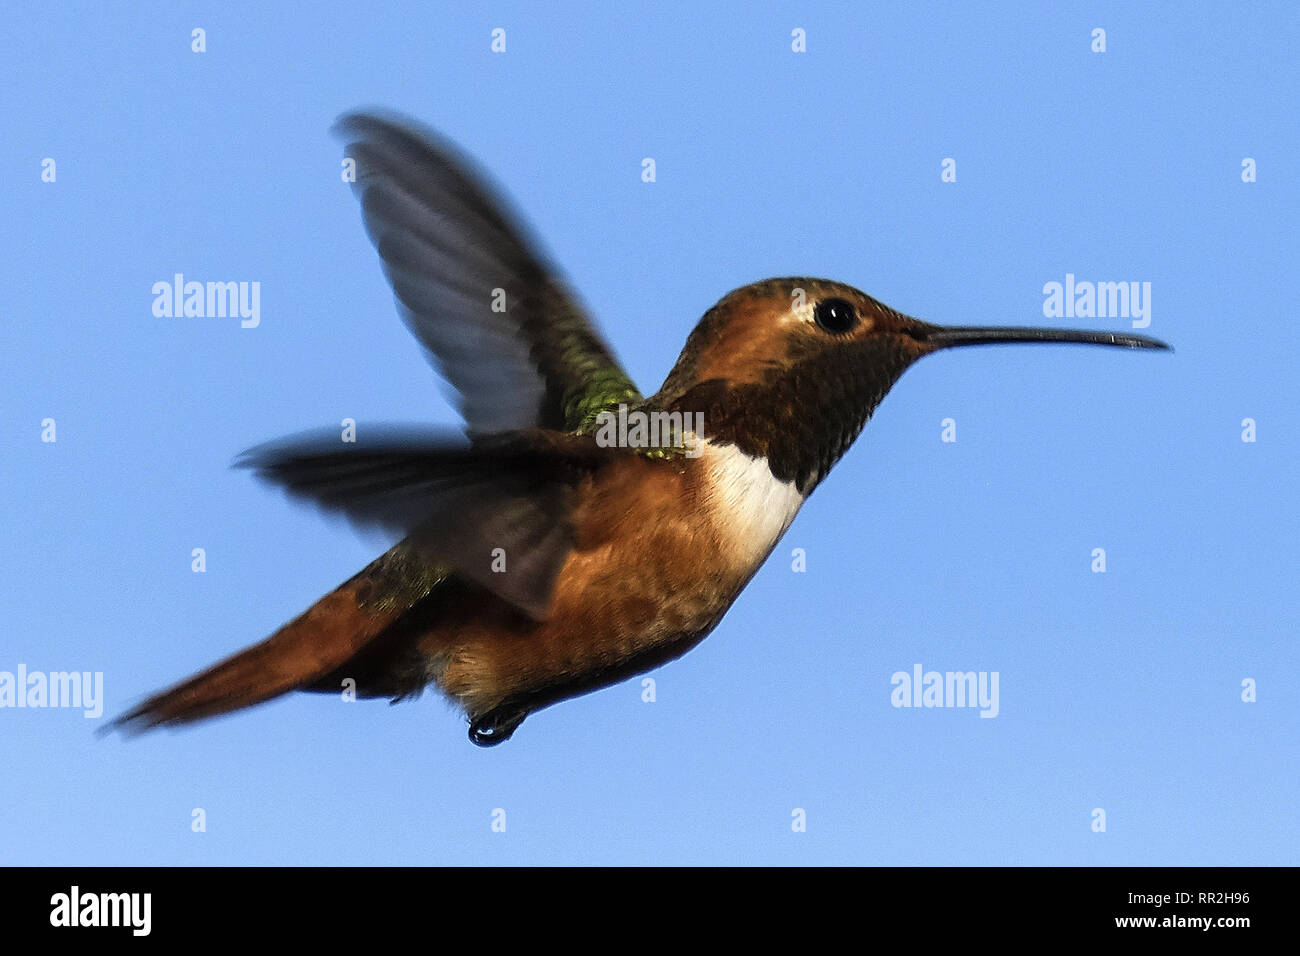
xmin=114 ymin=112 xmax=1169 ymax=745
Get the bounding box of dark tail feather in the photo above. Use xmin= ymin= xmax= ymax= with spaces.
xmin=110 ymin=574 xmax=408 ymax=733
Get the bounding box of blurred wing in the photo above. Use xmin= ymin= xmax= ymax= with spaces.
xmin=337 ymin=111 xmax=641 ymax=435
xmin=237 ymin=427 xmax=617 ymax=619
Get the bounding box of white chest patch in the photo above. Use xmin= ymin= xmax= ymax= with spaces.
xmin=701 ymin=441 xmax=805 ymax=566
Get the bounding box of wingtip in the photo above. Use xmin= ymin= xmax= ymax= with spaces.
xmin=230 ymin=438 xmax=276 ymax=474
xmin=332 ymin=108 xmax=431 ymax=145
xmin=331 ymin=108 xmax=382 ymax=139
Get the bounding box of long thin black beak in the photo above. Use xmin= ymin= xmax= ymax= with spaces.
xmin=919 ymin=325 xmax=1171 ymax=351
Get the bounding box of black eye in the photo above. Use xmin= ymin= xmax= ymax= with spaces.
xmin=814 ymin=297 xmax=857 ymax=334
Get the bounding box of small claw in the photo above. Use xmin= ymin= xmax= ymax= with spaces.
xmin=468 ymin=704 xmax=529 ymax=746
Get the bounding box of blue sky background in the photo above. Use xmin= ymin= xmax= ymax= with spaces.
xmin=2 ymin=1 xmax=1296 ymax=865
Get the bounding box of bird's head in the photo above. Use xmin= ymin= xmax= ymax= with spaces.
xmin=652 ymin=277 xmax=1169 ymax=493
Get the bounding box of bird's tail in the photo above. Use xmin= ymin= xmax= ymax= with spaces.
xmin=110 ymin=563 xmax=420 ymax=732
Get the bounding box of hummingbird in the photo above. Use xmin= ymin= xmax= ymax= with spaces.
xmin=113 ymin=112 xmax=1169 ymax=746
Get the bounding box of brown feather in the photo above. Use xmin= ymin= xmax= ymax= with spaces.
xmin=111 ymin=556 xmax=435 ymax=730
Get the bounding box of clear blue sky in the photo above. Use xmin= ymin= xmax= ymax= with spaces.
xmin=2 ymin=1 xmax=1296 ymax=865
